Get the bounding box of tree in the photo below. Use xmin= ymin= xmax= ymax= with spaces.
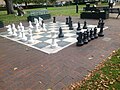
xmin=4 ymin=0 xmax=15 ymax=14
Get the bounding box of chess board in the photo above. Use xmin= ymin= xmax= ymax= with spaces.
xmin=0 ymin=21 xmax=108 ymax=54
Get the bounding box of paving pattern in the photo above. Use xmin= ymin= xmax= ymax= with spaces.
xmin=0 ymin=17 xmax=120 ymax=90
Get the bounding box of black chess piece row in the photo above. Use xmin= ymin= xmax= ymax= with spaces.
xmin=66 ymin=16 xmax=74 ymax=30
xmin=76 ymin=27 xmax=100 ymax=46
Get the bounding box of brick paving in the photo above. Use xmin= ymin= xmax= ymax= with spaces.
xmin=0 ymin=16 xmax=120 ymax=90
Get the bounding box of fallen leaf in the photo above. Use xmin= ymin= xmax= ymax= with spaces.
xmin=14 ymin=67 xmax=18 ymax=71
xmin=88 ymin=57 xmax=93 ymax=60
xmin=38 ymin=81 xmax=42 ymax=84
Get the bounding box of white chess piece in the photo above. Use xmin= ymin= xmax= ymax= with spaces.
xmin=35 ymin=23 xmax=40 ymax=33
xmin=12 ymin=24 xmax=17 ymax=37
xmin=6 ymin=25 xmax=12 ymax=35
xmin=27 ymin=28 xmax=34 ymax=44
xmin=17 ymin=25 xmax=22 ymax=38
xmin=50 ymin=31 xmax=58 ymax=48
xmin=21 ymin=26 xmax=27 ymax=42
xmin=29 ymin=21 xmax=34 ymax=28
xmin=34 ymin=18 xmax=39 ymax=25
xmin=42 ymin=23 xmax=47 ymax=31
xmin=38 ymin=17 xmax=43 ymax=26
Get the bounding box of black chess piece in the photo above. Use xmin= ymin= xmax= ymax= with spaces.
xmin=58 ymin=27 xmax=64 ymax=38
xmin=98 ymin=20 xmax=104 ymax=37
xmin=77 ymin=22 xmax=81 ymax=31
xmin=83 ymin=31 xmax=88 ymax=44
xmin=90 ymin=29 xmax=94 ymax=40
xmin=69 ymin=21 xmax=73 ymax=30
xmin=76 ymin=32 xmax=84 ymax=46
xmin=66 ymin=18 xmax=69 ymax=25
xmin=97 ymin=18 xmax=102 ymax=28
xmin=94 ymin=27 xmax=98 ymax=38
xmin=83 ymin=21 xmax=87 ymax=29
xmin=68 ymin=16 xmax=72 ymax=27
xmin=87 ymin=29 xmax=91 ymax=41
xmin=53 ymin=17 xmax=56 ymax=23
xmin=41 ymin=20 xmax=44 ymax=27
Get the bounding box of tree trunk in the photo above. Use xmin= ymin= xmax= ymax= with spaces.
xmin=25 ymin=2 xmax=28 ymax=9
xmin=4 ymin=0 xmax=14 ymax=14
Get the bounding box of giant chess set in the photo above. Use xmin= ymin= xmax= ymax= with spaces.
xmin=0 ymin=17 xmax=108 ymax=54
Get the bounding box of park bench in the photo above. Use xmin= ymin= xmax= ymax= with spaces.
xmin=107 ymin=8 xmax=120 ymax=18
xmin=27 ymin=9 xmax=51 ymax=22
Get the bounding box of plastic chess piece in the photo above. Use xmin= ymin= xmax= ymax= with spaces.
xmin=66 ymin=18 xmax=69 ymax=25
xmin=90 ymin=29 xmax=94 ymax=40
xmin=58 ymin=27 xmax=64 ymax=38
xmin=27 ymin=28 xmax=34 ymax=44
xmin=12 ymin=24 xmax=17 ymax=37
xmin=21 ymin=26 xmax=27 ymax=42
xmin=69 ymin=21 xmax=73 ymax=30
xmin=34 ymin=18 xmax=39 ymax=25
xmin=35 ymin=23 xmax=40 ymax=33
xmin=97 ymin=18 xmax=102 ymax=28
xmin=6 ymin=25 xmax=12 ymax=35
xmin=53 ymin=17 xmax=56 ymax=23
xmin=83 ymin=31 xmax=88 ymax=44
xmin=76 ymin=31 xmax=84 ymax=46
xmin=50 ymin=31 xmax=58 ymax=48
xmin=83 ymin=21 xmax=87 ymax=29
xmin=94 ymin=27 xmax=98 ymax=38
xmin=86 ymin=29 xmax=91 ymax=42
xmin=77 ymin=22 xmax=81 ymax=31
xmin=29 ymin=21 xmax=34 ymax=28
xmin=17 ymin=25 xmax=22 ymax=38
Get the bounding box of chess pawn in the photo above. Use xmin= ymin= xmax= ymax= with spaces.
xmin=66 ymin=18 xmax=69 ymax=25
xmin=53 ymin=17 xmax=56 ymax=23
xmin=17 ymin=25 xmax=22 ymax=38
xmin=29 ymin=21 xmax=34 ymax=28
xmin=21 ymin=26 xmax=27 ymax=42
xmin=86 ymin=29 xmax=91 ymax=41
xmin=58 ymin=27 xmax=64 ymax=38
xmin=83 ymin=31 xmax=88 ymax=44
xmin=69 ymin=21 xmax=73 ymax=30
xmin=12 ymin=24 xmax=17 ymax=37
xmin=83 ymin=21 xmax=87 ymax=29
xmin=50 ymin=32 xmax=58 ymax=48
xmin=94 ymin=27 xmax=98 ymax=38
xmin=27 ymin=28 xmax=34 ymax=44
xmin=77 ymin=22 xmax=81 ymax=31
xmin=35 ymin=23 xmax=40 ymax=33
xmin=90 ymin=29 xmax=94 ymax=40
xmin=6 ymin=25 xmax=12 ymax=35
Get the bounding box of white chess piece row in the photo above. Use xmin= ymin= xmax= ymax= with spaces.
xmin=6 ymin=23 xmax=34 ymax=44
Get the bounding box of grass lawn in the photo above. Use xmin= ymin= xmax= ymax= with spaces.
xmin=71 ymin=49 xmax=120 ymax=90
xmin=0 ymin=5 xmax=84 ymax=25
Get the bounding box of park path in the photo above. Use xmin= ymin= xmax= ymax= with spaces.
xmin=0 ymin=17 xmax=120 ymax=90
